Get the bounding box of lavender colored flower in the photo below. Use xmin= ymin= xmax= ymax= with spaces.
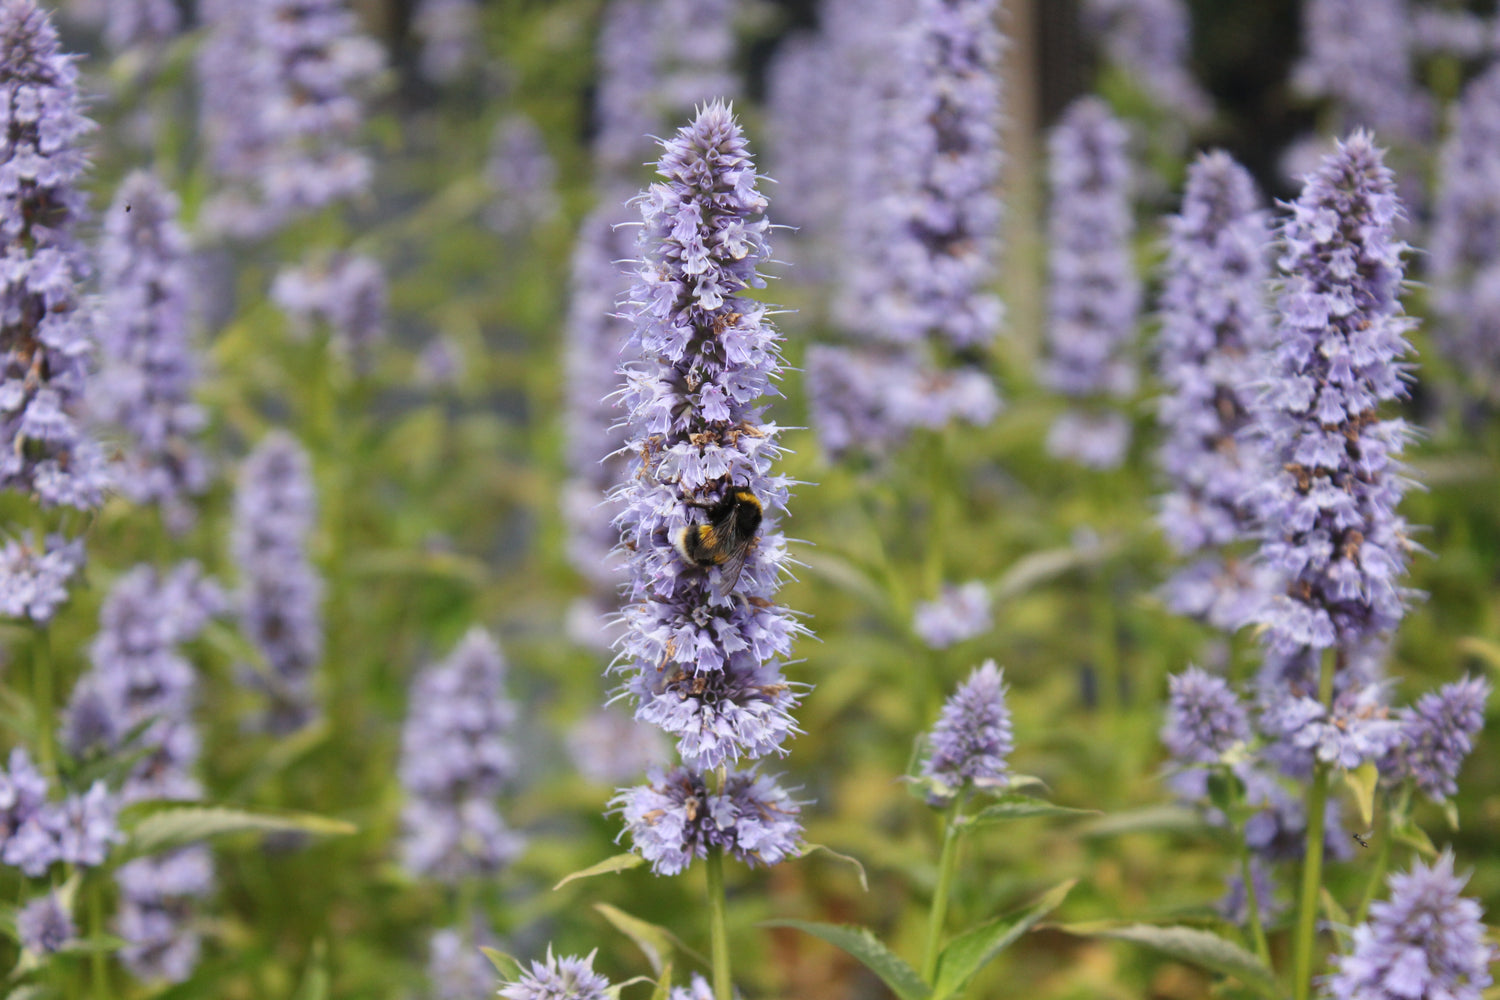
xmin=1411 ymin=8 xmax=1492 ymax=59
xmin=0 ymin=532 xmax=84 ymax=623
xmin=272 ymin=253 xmax=386 ymax=373
xmin=65 ymin=563 xmax=222 ymax=803
xmin=1293 ymin=0 xmax=1431 ymax=144
xmin=0 ymin=747 xmax=59 ymax=875
xmin=412 ymin=0 xmax=478 ymax=84
xmin=95 ymin=172 xmax=210 ymax=528
xmin=1155 ymin=151 xmax=1274 ymax=628
xmin=922 ymin=660 xmax=1013 ymax=800
xmin=806 ymin=344 xmax=1000 ymax=459
xmin=913 ymin=581 xmax=993 ymax=649
xmin=486 ymin=115 xmax=558 ymax=236
xmin=1220 ymin=855 xmax=1283 ymax=929
xmin=103 ymin=0 xmax=178 ymax=52
xmin=654 ymin=0 xmax=737 ymax=114
xmin=115 ymin=846 xmax=213 ymax=982
xmin=398 ymin=628 xmax=523 ymax=882
xmin=593 ymin=0 xmax=661 ymax=177
xmin=615 ymin=767 xmax=803 ymax=876
xmin=612 ymin=102 xmax=804 ymax=774
xmin=567 ymin=708 xmax=668 ymax=785
xmin=1082 ymin=0 xmax=1210 ymax=121
xmin=0 ymin=0 xmax=109 ymax=513
xmin=765 ymin=31 xmax=841 ymax=278
xmin=1162 ymin=666 xmax=1250 ymax=765
xmin=1233 ymin=760 xmax=1353 ymax=864
xmin=232 ymin=432 xmax=322 ymax=731
xmin=1252 ymin=132 xmax=1417 ymax=656
xmin=1385 ymin=676 xmax=1489 ymax=802
xmin=499 ymin=949 xmax=611 ymax=1000
xmin=670 ymin=975 xmax=714 ymax=1000
xmin=1043 ymin=97 xmax=1140 ymax=468
xmin=1429 ymin=64 xmax=1500 ymax=403
xmin=428 ymin=925 xmax=499 ymax=1000
xmin=53 ymin=781 xmax=122 ymax=868
xmin=198 ymin=0 xmax=381 ymax=237
xmin=1326 ymin=853 xmax=1495 ymax=1000
xmin=16 ymin=892 xmax=72 ymax=954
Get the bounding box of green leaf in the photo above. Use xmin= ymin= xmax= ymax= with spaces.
xmin=1078 ymin=805 xmax=1207 ymax=839
xmin=650 ymin=964 xmax=673 ymax=1000
xmin=1343 ymin=763 xmax=1379 ymax=831
xmin=480 ymin=947 xmax=523 ymax=982
xmin=959 ymin=798 xmax=1098 ymax=829
xmin=59 ymin=933 xmax=129 ymax=955
xmin=553 ymin=852 xmax=645 ymax=890
xmin=1054 ymin=923 xmax=1280 ymax=998
xmin=761 ymin=921 xmax=930 ymax=1000
xmin=1004 ymin=774 xmax=1051 ymax=798
xmin=124 ymin=805 xmax=356 ymax=857
xmin=292 ymin=941 xmax=329 ymax=1000
xmin=799 ymin=843 xmax=870 ymax=892
xmin=593 ymin=903 xmax=698 ymax=975
xmin=1320 ymin=887 xmax=1350 ymax=930
xmin=1441 ymin=800 xmax=1460 ymax=831
xmin=931 ymin=880 xmax=1075 ymax=1000
xmin=1391 ymin=817 xmax=1438 ymax=859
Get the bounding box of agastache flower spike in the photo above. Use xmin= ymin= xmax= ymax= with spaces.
xmin=921 ymin=660 xmax=1013 ymax=803
xmin=1162 ymin=666 xmax=1250 ymax=765
xmin=1082 ymin=0 xmax=1210 ymax=121
xmin=1326 ymin=853 xmax=1495 ymax=1000
xmin=1252 ymin=132 xmax=1417 ymax=657
xmin=1383 ymin=676 xmax=1489 ymax=802
xmin=1043 ymin=97 xmax=1140 ymax=469
xmin=612 ymin=102 xmax=806 ymax=873
xmin=1155 ymin=151 xmax=1275 ymax=629
xmin=0 ymin=0 xmax=109 ymax=514
xmin=1292 ymin=0 xmax=1430 ymax=144
xmin=499 ymin=949 xmax=611 ymax=1000
xmin=95 ymin=172 xmax=210 ymax=529
xmin=593 ymin=0 xmax=662 ymax=178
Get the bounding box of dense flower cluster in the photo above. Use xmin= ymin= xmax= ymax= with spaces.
xmin=1384 ymin=677 xmax=1490 ymax=802
xmin=499 ymin=949 xmax=611 ymax=1000
xmin=0 ymin=748 xmax=121 ymax=877
xmin=103 ymin=0 xmax=178 ymax=52
xmin=486 ymin=114 xmax=558 ymax=236
xmin=95 ymin=172 xmax=210 ymax=528
xmin=1162 ymin=666 xmax=1250 ymax=765
xmin=116 ymin=847 xmax=214 ymax=982
xmin=612 ymin=103 xmax=805 ymax=872
xmin=398 ymin=628 xmax=523 ymax=881
xmin=198 ymin=0 xmax=380 ymax=236
xmin=654 ymin=0 xmax=737 ymax=113
xmin=1429 ymin=64 xmax=1500 ymax=403
xmin=1326 ymin=854 xmax=1494 ymax=1000
xmin=922 ymin=661 xmax=1013 ymax=801
xmin=0 ymin=532 xmax=84 ymax=623
xmin=16 ymin=892 xmax=72 ymax=954
xmin=1043 ymin=97 xmax=1139 ymax=469
xmin=0 ymin=0 xmax=109 ymax=519
xmin=1082 ymin=0 xmax=1210 ymax=121
xmin=613 ymin=767 xmax=803 ymax=875
xmin=272 ymin=253 xmax=387 ymax=373
xmin=1155 ymin=152 xmax=1274 ymax=629
xmin=1253 ymin=132 xmax=1416 ymax=656
xmin=1293 ymin=0 xmax=1430 ymax=143
xmin=593 ymin=0 xmax=660 ymax=177
xmin=412 ymin=0 xmax=478 ymax=84
xmin=913 ymin=581 xmax=993 ymax=649
xmin=232 ymin=433 xmax=323 ymax=731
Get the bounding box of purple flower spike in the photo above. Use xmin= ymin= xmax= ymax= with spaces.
xmin=104 ymin=0 xmax=179 ymax=52
xmin=1293 ymin=0 xmax=1431 ymax=144
xmin=1385 ymin=676 xmax=1489 ymax=802
xmin=1326 ymin=853 xmax=1495 ymax=1000
xmin=1162 ymin=666 xmax=1249 ymax=765
xmin=913 ymin=581 xmax=993 ymax=649
xmin=115 ymin=846 xmax=213 ymax=982
xmin=614 ymin=766 xmax=803 ymax=876
xmin=0 ymin=0 xmax=109 ymax=514
xmin=0 ymin=533 xmax=85 ymax=624
xmin=398 ymin=628 xmax=524 ymax=882
xmin=655 ymin=0 xmax=737 ymax=114
xmin=1083 ymin=0 xmax=1210 ymax=121
xmin=499 ymin=949 xmax=611 ymax=1000
xmin=1253 ymin=132 xmax=1417 ymax=656
xmin=922 ymin=661 xmax=1013 ymax=801
xmin=16 ymin=892 xmax=72 ymax=954
xmin=594 ymin=0 xmax=662 ymax=176
xmin=232 ymin=432 xmax=322 ymax=731
xmin=1430 ymin=64 xmax=1500 ymax=403
xmin=272 ymin=253 xmax=387 ymax=373
xmin=1043 ymin=97 xmax=1140 ymax=468
xmin=486 ymin=115 xmax=558 ymax=236
xmin=95 ymin=172 xmax=210 ymax=529
xmin=1155 ymin=151 xmax=1274 ymax=629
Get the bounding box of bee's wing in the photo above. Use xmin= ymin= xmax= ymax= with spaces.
xmin=710 ymin=542 xmax=752 ymax=599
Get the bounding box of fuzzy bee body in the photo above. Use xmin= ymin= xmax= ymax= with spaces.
xmin=671 ymin=487 xmax=763 ymax=598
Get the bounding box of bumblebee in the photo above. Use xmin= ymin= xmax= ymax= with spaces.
xmin=671 ymin=487 xmax=763 ymax=598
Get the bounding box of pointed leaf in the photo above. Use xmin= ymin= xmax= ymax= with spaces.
xmin=1054 ymin=923 xmax=1280 ymax=998
xmin=650 ymin=964 xmax=673 ymax=1000
xmin=1078 ymin=805 xmax=1207 ymax=839
xmin=1004 ymin=774 xmax=1051 ymax=798
xmin=1392 ymin=817 xmax=1438 ymax=859
xmin=932 ymin=880 xmax=1075 ymax=999
xmin=554 ymin=852 xmax=645 ymax=890
xmin=125 ymin=806 xmax=355 ymax=857
xmin=761 ymin=921 xmax=930 ymax=1000
xmin=1342 ymin=763 xmax=1378 ymax=831
xmin=593 ymin=904 xmax=677 ymax=975
xmin=1321 ymin=887 xmax=1350 ymax=930
xmin=960 ymin=799 xmax=1098 ymax=829
xmin=480 ymin=947 xmax=523 ymax=982
xmin=799 ymin=843 xmax=869 ymax=892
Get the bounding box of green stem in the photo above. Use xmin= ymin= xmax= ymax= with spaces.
xmin=32 ymin=626 xmax=55 ymax=777
xmin=90 ymin=879 xmax=111 ymax=1000
xmin=1292 ymin=652 xmax=1336 ymax=1000
xmin=1231 ymin=777 xmax=1271 ymax=967
xmin=705 ymin=848 xmax=732 ymax=1000
xmin=921 ymin=800 xmax=963 ymax=984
